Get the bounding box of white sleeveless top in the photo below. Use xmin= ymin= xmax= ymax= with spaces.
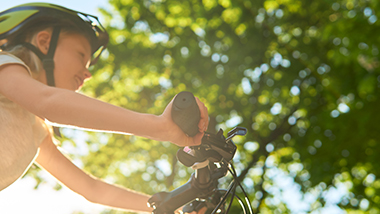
xmin=0 ymin=52 xmax=49 ymax=191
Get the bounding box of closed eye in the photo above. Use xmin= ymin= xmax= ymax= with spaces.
xmin=78 ymin=52 xmax=85 ymax=58
xmin=78 ymin=52 xmax=91 ymax=67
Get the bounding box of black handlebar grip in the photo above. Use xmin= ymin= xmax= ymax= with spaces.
xmin=171 ymin=91 xmax=200 ymax=137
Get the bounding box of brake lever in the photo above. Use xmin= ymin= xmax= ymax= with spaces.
xmin=226 ymin=127 xmax=247 ymax=141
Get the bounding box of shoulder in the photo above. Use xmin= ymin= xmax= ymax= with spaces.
xmin=0 ymin=52 xmax=32 ymax=76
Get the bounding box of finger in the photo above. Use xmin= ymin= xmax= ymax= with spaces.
xmin=202 ymin=108 xmax=209 ymax=130
xmin=191 ymin=131 xmax=204 ymax=146
xmin=174 ymin=209 xmax=183 ymax=214
xmin=179 ymin=134 xmax=192 ymax=147
xmin=185 ymin=207 xmax=207 ymax=214
xmin=198 ymin=207 xmax=208 ymax=214
xmin=195 ymin=97 xmax=209 ymax=132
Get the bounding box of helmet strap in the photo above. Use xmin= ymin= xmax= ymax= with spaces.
xmin=21 ymin=26 xmax=61 ymax=87
xmin=44 ymin=26 xmax=60 ymax=87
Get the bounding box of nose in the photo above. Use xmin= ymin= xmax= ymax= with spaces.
xmin=84 ymin=69 xmax=92 ymax=80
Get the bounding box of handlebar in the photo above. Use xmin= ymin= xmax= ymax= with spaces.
xmin=171 ymin=91 xmax=201 ymax=137
xmin=148 ymin=91 xmax=251 ymax=214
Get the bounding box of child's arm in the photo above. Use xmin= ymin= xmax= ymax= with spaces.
xmin=0 ymin=64 xmax=208 ymax=147
xmin=35 ymin=135 xmax=153 ymax=213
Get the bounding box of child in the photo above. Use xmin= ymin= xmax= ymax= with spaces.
xmin=0 ymin=3 xmax=208 ymax=213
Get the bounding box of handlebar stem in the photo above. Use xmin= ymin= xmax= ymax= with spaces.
xmin=148 ymin=164 xmax=217 ymax=214
xmin=195 ymin=167 xmax=211 ymax=185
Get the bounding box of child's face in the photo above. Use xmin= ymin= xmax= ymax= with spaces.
xmin=52 ymin=33 xmax=92 ymax=91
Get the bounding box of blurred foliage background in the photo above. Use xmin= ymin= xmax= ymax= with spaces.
xmin=28 ymin=0 xmax=380 ymax=213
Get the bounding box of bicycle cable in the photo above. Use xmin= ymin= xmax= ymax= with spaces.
xmin=228 ymin=164 xmax=254 ymax=214
xmin=235 ymin=194 xmax=247 ymax=214
xmin=210 ymin=161 xmax=252 ymax=214
xmin=225 ymin=181 xmax=236 ymax=214
xmin=210 ymin=180 xmax=235 ymax=214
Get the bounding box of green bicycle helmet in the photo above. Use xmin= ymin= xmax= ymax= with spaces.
xmin=0 ymin=2 xmax=109 ymax=86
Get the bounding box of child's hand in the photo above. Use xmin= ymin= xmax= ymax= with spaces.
xmin=187 ymin=207 xmax=207 ymax=214
xmin=160 ymin=94 xmax=209 ymax=147
xmin=174 ymin=206 xmax=208 ymax=214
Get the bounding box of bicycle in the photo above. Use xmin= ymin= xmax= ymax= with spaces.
xmin=148 ymin=92 xmax=254 ymax=214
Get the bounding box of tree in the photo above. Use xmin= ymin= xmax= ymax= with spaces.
xmin=28 ymin=0 xmax=380 ymax=213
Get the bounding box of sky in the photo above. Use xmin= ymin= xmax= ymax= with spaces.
xmin=0 ymin=2 xmax=114 ymax=214
xmin=2 ymin=0 xmax=109 ymax=17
